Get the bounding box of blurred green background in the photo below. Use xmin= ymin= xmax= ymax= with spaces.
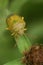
xmin=0 ymin=0 xmax=43 ymax=65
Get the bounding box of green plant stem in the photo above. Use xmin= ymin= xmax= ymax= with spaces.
xmin=14 ymin=34 xmax=32 ymax=53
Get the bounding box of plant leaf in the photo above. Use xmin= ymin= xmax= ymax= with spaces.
xmin=0 ymin=9 xmax=22 ymax=65
xmin=4 ymin=59 xmax=23 ymax=65
xmin=0 ymin=0 xmax=9 ymax=9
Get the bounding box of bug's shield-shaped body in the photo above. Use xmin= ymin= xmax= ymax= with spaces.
xmin=6 ymin=15 xmax=26 ymax=37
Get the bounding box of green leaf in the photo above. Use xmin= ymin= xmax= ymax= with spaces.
xmin=0 ymin=0 xmax=8 ymax=9
xmin=18 ymin=0 xmax=43 ymax=44
xmin=27 ymin=19 xmax=43 ymax=44
xmin=4 ymin=59 xmax=23 ymax=65
xmin=0 ymin=9 xmax=21 ymax=65
xmin=7 ymin=0 xmax=27 ymax=13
